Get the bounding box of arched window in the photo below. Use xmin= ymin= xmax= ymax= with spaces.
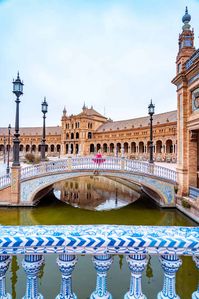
xmin=131 ymin=142 xmax=136 ymax=153
xmin=57 ymin=144 xmax=60 ymax=152
xmin=103 ymin=143 xmax=107 ymax=153
xmin=90 ymin=144 xmax=95 ymax=153
xmin=50 ymin=144 xmax=55 ymax=152
xmin=124 ymin=142 xmax=129 ymax=153
xmin=139 ymin=142 xmax=144 ymax=153
xmin=156 ymin=140 xmax=162 ymax=153
xmin=76 ymin=132 xmax=79 ymax=139
xmin=71 ymin=133 xmax=74 ymax=139
xmin=110 ymin=143 xmax=114 ymax=153
xmin=88 ymin=132 xmax=92 ymax=139
xmin=166 ymin=140 xmax=173 ymax=153
xmin=26 ymin=145 xmax=30 ymax=152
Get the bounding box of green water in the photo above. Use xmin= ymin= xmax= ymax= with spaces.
xmin=0 ymin=176 xmax=198 ymax=299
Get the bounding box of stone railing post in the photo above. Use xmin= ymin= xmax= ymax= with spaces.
xmin=124 ymin=253 xmax=148 ymax=299
xmin=192 ymin=255 xmax=199 ymax=299
xmin=0 ymin=255 xmax=11 ymax=299
xmin=67 ymin=157 xmax=72 ymax=171
xmin=11 ymin=165 xmax=21 ymax=204
xmin=22 ymin=254 xmax=44 ymax=299
xmin=90 ymin=254 xmax=113 ymax=299
xmin=157 ymin=254 xmax=182 ymax=299
xmin=56 ymin=254 xmax=77 ymax=299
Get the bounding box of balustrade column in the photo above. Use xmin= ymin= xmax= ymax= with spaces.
xmin=22 ymin=254 xmax=44 ymax=299
xmin=124 ymin=253 xmax=148 ymax=299
xmin=192 ymin=255 xmax=199 ymax=299
xmin=0 ymin=255 xmax=11 ymax=299
xmin=90 ymin=254 xmax=113 ymax=299
xmin=56 ymin=254 xmax=78 ymax=299
xmin=157 ymin=254 xmax=182 ymax=299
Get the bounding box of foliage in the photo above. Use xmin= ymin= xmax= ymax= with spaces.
xmin=25 ymin=153 xmax=41 ymax=164
xmin=181 ymin=199 xmax=191 ymax=209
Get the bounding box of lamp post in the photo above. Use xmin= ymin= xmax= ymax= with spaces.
xmin=30 ymin=138 xmax=33 ymax=153
xmin=148 ymin=99 xmax=155 ymax=164
xmin=6 ymin=124 xmax=11 ymax=175
xmin=12 ymin=72 xmax=23 ymax=166
xmin=3 ymin=135 xmax=6 ymax=164
xmin=41 ymin=97 xmax=48 ymax=162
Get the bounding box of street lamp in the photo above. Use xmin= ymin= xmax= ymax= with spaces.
xmin=41 ymin=97 xmax=48 ymax=161
xmin=6 ymin=124 xmax=11 ymax=175
xmin=3 ymin=135 xmax=6 ymax=164
xmin=148 ymin=99 xmax=155 ymax=164
xmin=12 ymin=72 xmax=24 ymax=166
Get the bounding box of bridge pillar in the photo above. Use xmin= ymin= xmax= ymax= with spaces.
xmin=11 ymin=165 xmax=21 ymax=204
xmin=192 ymin=255 xmax=199 ymax=299
xmin=0 ymin=255 xmax=11 ymax=299
xmin=56 ymin=254 xmax=77 ymax=299
xmin=124 ymin=253 xmax=148 ymax=299
xmin=90 ymin=254 xmax=113 ymax=299
xmin=157 ymin=254 xmax=182 ymax=299
xmin=22 ymin=255 xmax=44 ymax=299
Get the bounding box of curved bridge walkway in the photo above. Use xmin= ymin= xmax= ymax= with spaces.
xmin=0 ymin=157 xmax=177 ymax=206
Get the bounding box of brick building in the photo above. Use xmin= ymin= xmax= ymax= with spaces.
xmin=0 ymin=107 xmax=177 ymax=163
xmin=172 ymin=7 xmax=199 ymax=195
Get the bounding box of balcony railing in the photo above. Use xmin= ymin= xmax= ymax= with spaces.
xmin=0 ymin=225 xmax=198 ymax=299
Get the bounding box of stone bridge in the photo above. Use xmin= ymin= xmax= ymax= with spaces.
xmin=0 ymin=157 xmax=177 ymax=207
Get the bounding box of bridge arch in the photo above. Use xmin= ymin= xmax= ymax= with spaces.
xmin=23 ymin=171 xmax=175 ymax=208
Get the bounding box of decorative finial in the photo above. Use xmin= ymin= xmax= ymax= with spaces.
xmin=82 ymin=102 xmax=86 ymax=110
xmin=17 ymin=71 xmax=20 ymax=79
xmin=63 ymin=106 xmax=66 ymax=116
xmin=182 ymin=6 xmax=191 ymax=30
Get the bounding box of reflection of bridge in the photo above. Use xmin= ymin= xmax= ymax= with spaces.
xmin=0 ymin=157 xmax=177 ymax=206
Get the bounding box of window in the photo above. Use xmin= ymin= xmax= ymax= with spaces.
xmin=88 ymin=132 xmax=92 ymax=139
xmin=177 ymin=63 xmax=182 ymax=73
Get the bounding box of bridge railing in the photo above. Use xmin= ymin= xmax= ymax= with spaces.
xmin=19 ymin=157 xmax=177 ymax=183
xmin=0 ymin=174 xmax=10 ymax=189
xmin=0 ymin=157 xmax=177 ymax=188
xmin=0 ymin=225 xmax=198 ymax=299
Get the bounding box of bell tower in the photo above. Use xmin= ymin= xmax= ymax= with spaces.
xmin=172 ymin=7 xmax=196 ymax=196
xmin=176 ymin=7 xmax=195 ymax=74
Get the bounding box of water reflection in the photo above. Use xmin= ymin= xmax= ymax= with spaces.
xmin=53 ymin=176 xmax=140 ymax=211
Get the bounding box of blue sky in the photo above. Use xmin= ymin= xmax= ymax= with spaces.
xmin=0 ymin=0 xmax=199 ymax=127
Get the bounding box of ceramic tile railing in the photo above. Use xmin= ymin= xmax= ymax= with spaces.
xmin=0 ymin=225 xmax=198 ymax=299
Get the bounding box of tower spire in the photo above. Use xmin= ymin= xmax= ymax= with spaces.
xmin=182 ymin=6 xmax=191 ymax=31
xmin=63 ymin=106 xmax=67 ymax=116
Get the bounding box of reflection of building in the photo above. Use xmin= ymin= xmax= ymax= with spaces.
xmin=172 ymin=8 xmax=199 ymax=195
xmin=54 ymin=176 xmax=139 ymax=210
xmin=0 ymin=108 xmax=177 ymax=162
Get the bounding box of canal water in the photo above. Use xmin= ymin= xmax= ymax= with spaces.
xmin=0 ymin=176 xmax=197 ymax=299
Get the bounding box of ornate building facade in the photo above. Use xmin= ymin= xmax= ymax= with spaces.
xmin=172 ymin=7 xmax=199 ymax=195
xmin=0 ymin=107 xmax=177 ymax=163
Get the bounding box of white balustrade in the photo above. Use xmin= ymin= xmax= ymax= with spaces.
xmin=0 ymin=156 xmax=177 ymax=189
xmin=0 ymin=225 xmax=198 ymax=299
xmin=0 ymin=174 xmax=10 ymax=189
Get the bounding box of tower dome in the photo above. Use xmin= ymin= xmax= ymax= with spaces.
xmin=182 ymin=7 xmax=191 ymax=30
